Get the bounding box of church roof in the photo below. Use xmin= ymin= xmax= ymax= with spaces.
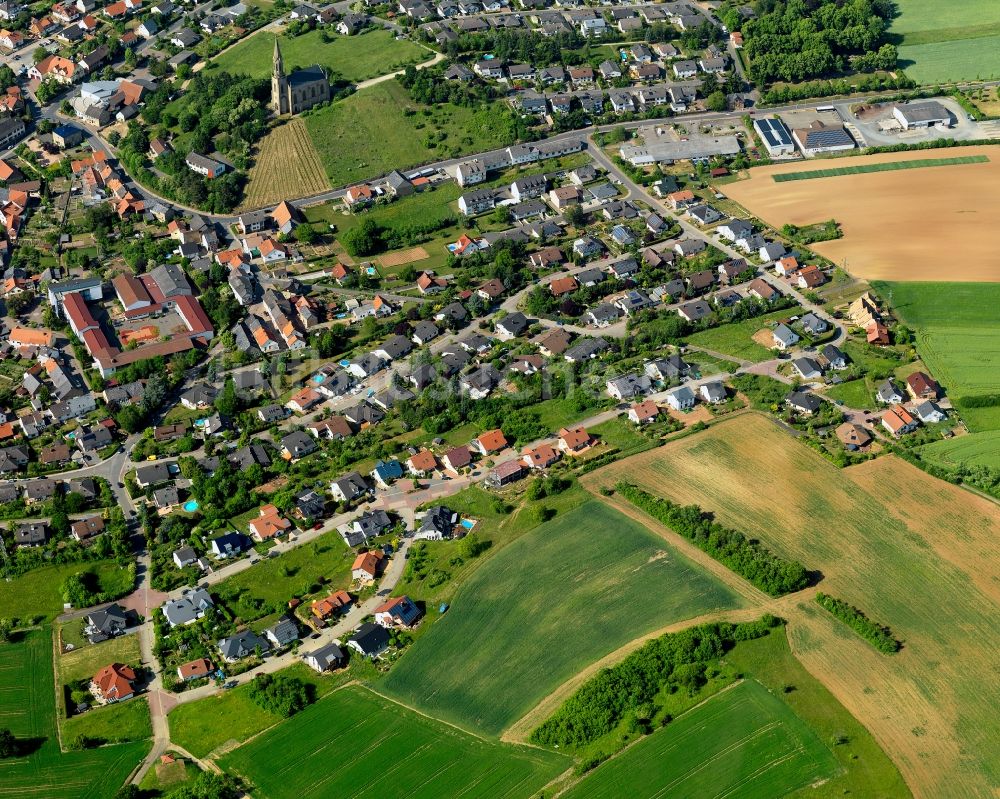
xmin=287 ymin=64 xmax=327 ymax=86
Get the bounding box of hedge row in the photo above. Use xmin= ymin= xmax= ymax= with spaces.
xmin=615 ymin=483 xmax=809 ymax=597
xmin=815 ymin=593 xmax=900 ymax=654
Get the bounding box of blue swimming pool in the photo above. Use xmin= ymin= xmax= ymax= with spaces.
xmin=312 ymin=374 xmax=324 ymax=383
xmin=339 ymin=359 xmax=350 ymax=367
xmin=183 ymin=500 xmax=199 ymax=512
xmin=460 ymin=519 xmax=476 ymax=530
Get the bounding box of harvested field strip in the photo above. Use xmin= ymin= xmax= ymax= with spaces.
xmin=561 ymin=680 xmax=840 ymax=799
xmin=590 ymin=413 xmax=1000 ymax=798
xmin=772 ymin=155 xmax=988 ymax=182
xmin=241 ymin=118 xmax=330 ymax=211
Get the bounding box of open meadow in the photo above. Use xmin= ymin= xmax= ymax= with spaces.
xmin=561 ymin=680 xmax=839 ymax=799
xmin=379 ymin=499 xmax=743 ymax=737
xmin=212 ymin=29 xmax=430 ymax=83
xmin=891 ymin=0 xmax=1000 ymax=84
xmin=241 ymin=118 xmax=330 ymax=210
xmin=217 ymin=685 xmax=567 ymax=799
xmin=587 ymin=413 xmax=1000 ymax=798
xmin=726 ymin=146 xmax=1000 ymax=282
xmin=0 ymin=560 xmax=132 ymax=622
xmin=874 ymin=281 xmax=1000 ymax=430
xmin=0 ymin=629 xmax=147 ymax=799
xmin=303 ymin=80 xmax=514 ymax=187
xmin=684 ymin=306 xmax=802 ymax=362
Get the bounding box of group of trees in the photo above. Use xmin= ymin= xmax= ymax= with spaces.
xmin=60 ymin=562 xmax=136 ymax=609
xmin=816 ymin=593 xmax=899 ymax=653
xmin=178 ymin=455 xmax=264 ymax=525
xmin=114 ymin=772 xmax=242 ymax=799
xmin=341 ymin=213 xmax=457 ymax=258
xmin=614 ymin=483 xmax=810 ymax=596
xmin=247 ymin=673 xmax=314 ymax=717
xmin=741 ymin=0 xmax=896 ymax=85
xmin=531 ymin=617 xmax=781 ymax=749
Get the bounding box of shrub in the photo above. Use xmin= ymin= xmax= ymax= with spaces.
xmin=815 ymin=593 xmax=899 ymax=654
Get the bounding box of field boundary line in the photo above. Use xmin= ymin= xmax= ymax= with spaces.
xmin=359 ymin=682 xmax=497 ymax=743
xmin=772 ymin=155 xmax=988 ymax=182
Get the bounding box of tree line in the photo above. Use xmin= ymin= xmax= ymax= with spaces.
xmin=530 ymin=616 xmax=781 ymax=750
xmin=815 ymin=592 xmax=899 ymax=653
xmin=614 ymin=483 xmax=810 ymax=596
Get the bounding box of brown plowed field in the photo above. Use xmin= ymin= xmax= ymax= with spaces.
xmin=725 ymin=146 xmax=1000 ymax=281
xmin=585 ymin=413 xmax=1000 ymax=798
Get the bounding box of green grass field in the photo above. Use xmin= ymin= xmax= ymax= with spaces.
xmin=823 ymin=377 xmax=876 ymax=410
xmin=0 ymin=560 xmax=132 ymax=622
xmin=170 ymin=662 xmax=369 ymax=759
xmin=62 ymin=699 xmax=152 ymax=747
xmin=875 ymin=281 xmax=1000 ymax=430
xmin=213 ymin=529 xmax=353 ymax=623
xmin=0 ymin=629 xmax=147 ymax=799
xmin=685 ymin=307 xmax=803 ymax=362
xmin=217 ymin=686 xmax=567 ymax=799
xmin=379 ymin=500 xmax=742 ymax=737
xmin=892 ymin=0 xmax=1000 ymax=83
xmin=771 ymin=156 xmax=988 ymax=182
xmin=919 ymin=430 xmax=1000 ymax=469
xmin=213 ymin=29 xmax=429 ymax=83
xmin=303 ymin=80 xmax=514 ymax=187
xmin=58 ymin=634 xmax=142 ymax=687
xmin=563 ymin=680 xmax=840 ymax=799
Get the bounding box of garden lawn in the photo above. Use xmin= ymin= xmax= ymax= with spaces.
xmin=170 ymin=662 xmax=367 ymax=759
xmin=875 ymin=281 xmax=1000 ymax=429
xmin=823 ymin=377 xmax=876 ymax=410
xmin=684 ymin=307 xmax=803 ymax=362
xmin=58 ymin=634 xmax=142 ymax=686
xmin=588 ymin=416 xmax=658 ymax=457
xmin=379 ymin=499 xmax=742 ymax=737
xmin=61 ymin=699 xmax=152 ymax=747
xmin=0 ymin=629 xmax=147 ymax=799
xmin=919 ymin=430 xmax=1000 ymax=470
xmin=303 ymin=80 xmax=514 ymax=187
xmin=212 ymin=529 xmax=354 ymax=623
xmin=562 ymin=680 xmax=840 ymax=799
xmin=217 ymin=685 xmax=567 ymax=799
xmin=212 ymin=29 xmax=429 ymax=83
xmin=0 ymin=560 xmax=131 ymax=622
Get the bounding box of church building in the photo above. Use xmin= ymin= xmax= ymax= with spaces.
xmin=270 ymin=39 xmax=330 ymax=115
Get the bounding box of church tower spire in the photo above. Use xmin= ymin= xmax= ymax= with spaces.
xmin=273 ymin=38 xmax=284 ymax=78
xmin=271 ymin=38 xmax=288 ymax=114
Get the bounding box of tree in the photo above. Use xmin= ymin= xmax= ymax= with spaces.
xmin=341 ymin=218 xmax=385 ymax=257
xmin=705 ymin=91 xmax=727 ymax=112
xmin=0 ymin=728 xmax=16 ymax=758
xmin=295 ymin=222 xmax=316 ymax=244
xmin=214 ymin=377 xmax=239 ymax=418
xmin=116 ymin=404 xmax=146 ymax=434
xmin=0 ymin=618 xmax=12 ymax=643
xmin=564 ymin=204 xmax=586 ymax=228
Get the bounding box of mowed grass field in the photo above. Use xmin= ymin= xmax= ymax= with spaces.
xmin=875 ymin=281 xmax=1000 ymax=429
xmin=684 ymin=306 xmax=802 ymax=362
xmin=892 ymin=0 xmax=1000 ymax=83
xmin=0 ymin=560 xmax=132 ymax=622
xmin=0 ymin=629 xmax=147 ymax=799
xmin=217 ymin=686 xmax=567 ymax=799
xmin=920 ymin=430 xmax=1000 ymax=469
xmin=725 ymin=146 xmax=1000 ymax=282
xmin=304 ymin=80 xmax=513 ymax=187
xmin=213 ymin=29 xmax=429 ymax=83
xmin=589 ymin=413 xmax=1000 ymax=798
xmin=379 ymin=500 xmax=743 ymax=737
xmin=242 ymin=118 xmax=330 ymax=210
xmin=562 ymin=680 xmax=839 ymax=799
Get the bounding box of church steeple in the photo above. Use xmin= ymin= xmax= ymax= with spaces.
xmin=273 ymin=38 xmax=284 ymax=78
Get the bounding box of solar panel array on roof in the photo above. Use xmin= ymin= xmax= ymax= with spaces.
xmin=803 ymin=127 xmax=854 ymax=148
xmin=755 ymin=118 xmax=792 ymax=148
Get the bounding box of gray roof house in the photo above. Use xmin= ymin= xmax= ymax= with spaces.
xmin=218 ymin=630 xmax=271 ymax=662
xmin=264 ymin=616 xmax=300 ymax=648
xmin=303 ymin=642 xmax=345 ymax=672
xmin=162 ymin=589 xmax=214 ymax=627
xmin=280 ymin=430 xmax=317 ymax=460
